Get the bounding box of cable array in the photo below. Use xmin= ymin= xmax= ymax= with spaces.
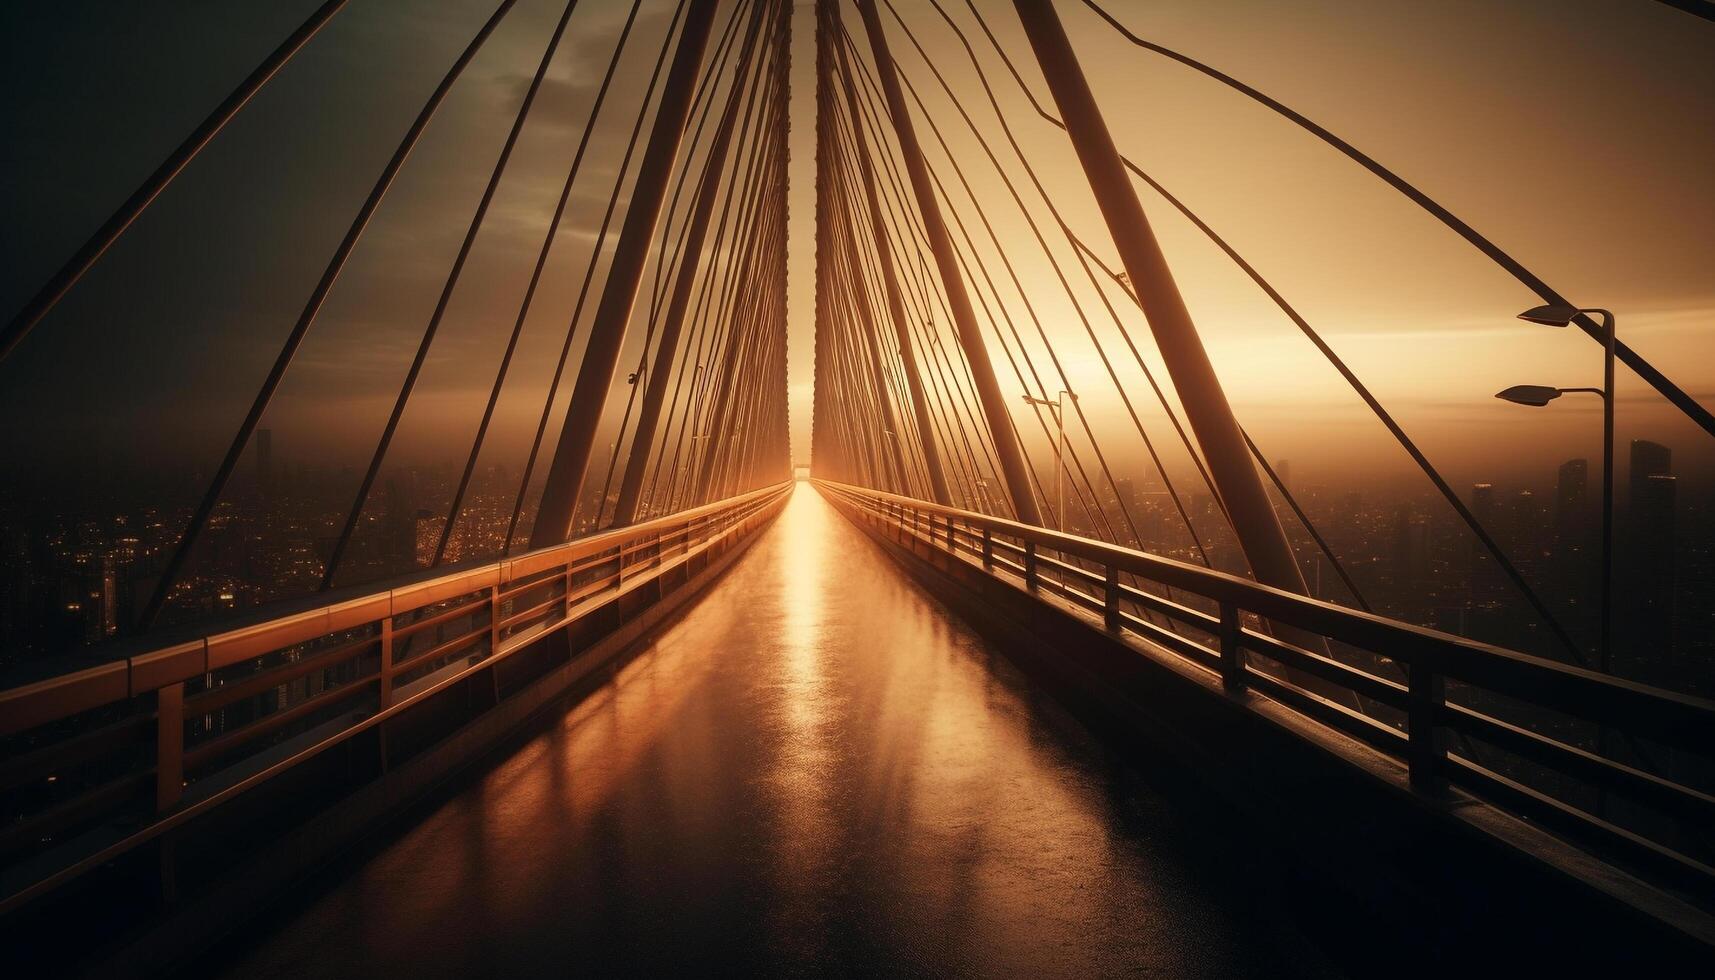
xmin=807 ymin=0 xmax=1676 ymax=666
xmin=98 ymin=0 xmax=796 ymax=624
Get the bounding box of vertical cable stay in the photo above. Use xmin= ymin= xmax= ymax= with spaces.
xmin=594 ymin=0 xmax=778 ymax=529
xmin=828 ymin=8 xmax=1201 ymax=634
xmin=530 ymin=0 xmax=724 ymax=549
xmin=848 ymin=0 xmax=1044 ymax=525
xmin=828 ymin=59 xmax=1013 ymax=511
xmin=653 ymin=49 xmax=789 ymax=515
xmin=867 ymin=4 xmax=1212 ymax=556
xmin=823 ymin=104 xmax=982 ymax=501
xmin=885 ymin=46 xmax=1180 ymax=552
xmin=839 ymin=15 xmax=1147 ymax=549
xmin=650 ymin=16 xmax=790 ymax=513
xmin=837 ymin=19 xmax=1093 ymax=520
xmin=640 ymin=0 xmax=762 ymax=335
xmin=824 ymin=11 xmax=1005 ymax=510
xmin=827 ymin=130 xmax=931 ymax=496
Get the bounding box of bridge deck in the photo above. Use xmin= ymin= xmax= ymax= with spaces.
xmin=210 ymin=485 xmax=1336 ymax=977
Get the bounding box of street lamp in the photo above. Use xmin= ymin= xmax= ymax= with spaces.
xmin=1023 ymin=390 xmax=1077 ymax=530
xmin=1497 ymin=303 xmax=1615 ymax=671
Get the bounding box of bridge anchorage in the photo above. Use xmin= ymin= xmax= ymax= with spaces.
xmin=2 ymin=0 xmax=1714 ymax=974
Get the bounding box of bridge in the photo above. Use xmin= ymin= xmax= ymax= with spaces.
xmin=2 ymin=0 xmax=1714 ymax=974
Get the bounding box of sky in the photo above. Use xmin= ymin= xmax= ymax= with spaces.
xmin=1 ymin=0 xmax=1712 ymax=510
xmin=834 ymin=0 xmax=1715 ymax=499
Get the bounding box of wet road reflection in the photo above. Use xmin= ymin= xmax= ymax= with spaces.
xmin=221 ymin=485 xmax=1337 ymax=977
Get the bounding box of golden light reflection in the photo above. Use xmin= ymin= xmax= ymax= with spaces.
xmin=226 ymin=486 xmax=1310 ymax=977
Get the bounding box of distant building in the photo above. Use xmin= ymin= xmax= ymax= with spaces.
xmin=1468 ymin=483 xmax=1504 ymax=602
xmin=417 ymin=512 xmax=447 ymax=567
xmin=1622 ymin=443 xmax=1676 ymax=679
xmin=382 ymin=475 xmax=420 ymax=574
xmin=1628 ymin=440 xmax=1670 ymax=506
xmin=1470 ymin=483 xmax=1495 ymax=526
xmin=1114 ymin=478 xmax=1138 ymax=515
xmin=1633 ymin=474 xmax=1678 ymax=667
xmin=1390 ymin=504 xmax=1429 ymax=586
xmin=1511 ymin=489 xmax=1544 ymax=552
xmin=1554 ymin=458 xmax=1588 ymax=549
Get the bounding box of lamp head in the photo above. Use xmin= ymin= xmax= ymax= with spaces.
xmin=1517 ymin=304 xmax=1578 ymax=327
xmin=1496 ymin=384 xmax=1563 ymax=407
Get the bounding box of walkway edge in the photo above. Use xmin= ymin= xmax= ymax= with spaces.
xmin=32 ymin=492 xmax=788 ymax=978
xmin=820 ymin=483 xmax=1715 ymax=972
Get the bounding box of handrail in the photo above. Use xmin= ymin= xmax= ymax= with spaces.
xmin=0 ymin=483 xmax=790 ymax=914
xmin=816 ymin=478 xmax=1715 ymax=892
xmin=0 ymin=482 xmax=787 ymax=738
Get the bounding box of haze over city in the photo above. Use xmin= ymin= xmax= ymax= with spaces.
xmin=2 ymin=1 xmax=1712 ymax=974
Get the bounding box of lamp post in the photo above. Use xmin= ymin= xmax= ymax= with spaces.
xmin=1023 ymin=391 xmax=1077 ymax=531
xmin=1497 ymin=304 xmax=1615 ymax=671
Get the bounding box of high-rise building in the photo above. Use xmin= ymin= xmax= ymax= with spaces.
xmin=1622 ymin=443 xmax=1676 ymax=680
xmin=1629 ymin=440 xmax=1670 ymax=507
xmin=1471 ymin=483 xmax=1495 ymax=526
xmin=79 ymin=556 xmax=119 ymax=643
xmin=1633 ymin=474 xmax=1678 ymax=665
xmin=1510 ymin=489 xmax=1544 ymax=555
xmin=1554 ymin=458 xmax=1589 ymax=549
xmin=1468 ymin=483 xmax=1504 ymax=602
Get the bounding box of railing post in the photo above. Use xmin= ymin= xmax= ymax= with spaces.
xmin=156 ymin=682 xmax=184 ymax=813
xmin=377 ymin=610 xmax=394 ymax=770
xmin=1103 ymin=565 xmax=1120 ymax=631
xmin=1219 ymin=602 xmax=1245 ymax=693
xmin=1409 ymin=661 xmax=1445 ymax=793
xmin=982 ymin=527 xmax=993 ymax=570
xmin=378 ymin=613 xmax=395 ymax=710
xmin=1024 ymin=540 xmax=1039 ymax=591
xmin=488 ymin=583 xmax=503 ymax=703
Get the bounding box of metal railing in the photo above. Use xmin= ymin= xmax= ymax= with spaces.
xmin=0 ymin=482 xmax=791 ymax=913
xmin=817 ymin=479 xmax=1715 ymax=897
